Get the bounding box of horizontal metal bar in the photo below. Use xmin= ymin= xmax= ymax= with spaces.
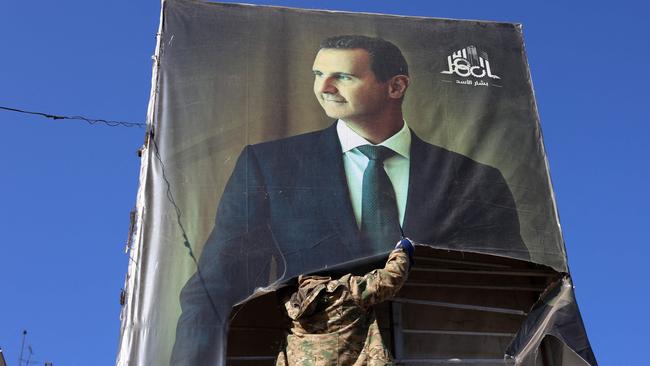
xmin=395 ymin=358 xmax=513 ymax=364
xmin=411 ymin=267 xmax=556 ymax=277
xmin=403 ymin=329 xmax=516 ymax=338
xmin=226 ymin=356 xmax=276 ymax=361
xmin=226 ymin=356 xmax=513 ymax=364
xmin=413 ymin=256 xmax=512 ymax=269
xmin=392 ymin=298 xmax=526 ymax=316
xmin=404 ymin=282 xmax=545 ymax=292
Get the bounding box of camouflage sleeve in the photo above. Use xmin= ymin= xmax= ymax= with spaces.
xmin=345 ymin=249 xmax=410 ymax=309
xmin=275 ymin=347 xmax=288 ymax=366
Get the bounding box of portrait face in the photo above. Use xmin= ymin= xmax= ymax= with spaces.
xmin=312 ymin=48 xmax=391 ymax=124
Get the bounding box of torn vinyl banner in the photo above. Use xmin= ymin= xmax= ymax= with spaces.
xmin=116 ymin=1 xmax=597 ymax=365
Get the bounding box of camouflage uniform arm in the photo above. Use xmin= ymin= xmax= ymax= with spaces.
xmin=345 ymin=249 xmax=410 ymax=309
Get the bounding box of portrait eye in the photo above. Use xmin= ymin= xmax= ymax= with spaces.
xmin=336 ymin=74 xmax=352 ymax=81
xmin=312 ymin=70 xmax=323 ymax=77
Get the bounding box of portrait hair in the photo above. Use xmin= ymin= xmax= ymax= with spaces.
xmin=319 ymin=35 xmax=409 ymax=82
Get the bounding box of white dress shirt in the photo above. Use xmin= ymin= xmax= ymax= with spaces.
xmin=336 ymin=120 xmax=411 ymax=228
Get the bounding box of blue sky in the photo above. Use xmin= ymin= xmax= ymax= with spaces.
xmin=1 ymin=1 xmax=647 ymax=365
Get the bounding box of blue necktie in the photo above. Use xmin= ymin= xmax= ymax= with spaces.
xmin=357 ymin=145 xmax=401 ymax=252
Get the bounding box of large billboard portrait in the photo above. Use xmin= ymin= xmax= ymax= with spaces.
xmin=117 ymin=1 xmax=597 ymax=365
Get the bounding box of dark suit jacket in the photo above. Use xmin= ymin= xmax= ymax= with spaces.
xmin=171 ymin=123 xmax=528 ymax=365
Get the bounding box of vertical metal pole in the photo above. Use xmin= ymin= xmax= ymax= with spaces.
xmin=25 ymin=347 xmax=32 ymax=366
xmin=18 ymin=330 xmax=27 ymax=366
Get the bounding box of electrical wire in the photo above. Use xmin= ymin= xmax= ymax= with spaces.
xmin=1 ymin=105 xmax=221 ymax=321
xmin=0 ymin=105 xmax=146 ymax=128
xmin=149 ymin=131 xmax=222 ymax=323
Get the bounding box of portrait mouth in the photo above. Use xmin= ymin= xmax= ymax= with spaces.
xmin=322 ymin=96 xmax=346 ymax=103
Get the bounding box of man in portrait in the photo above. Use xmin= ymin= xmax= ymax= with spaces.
xmin=171 ymin=35 xmax=528 ymax=365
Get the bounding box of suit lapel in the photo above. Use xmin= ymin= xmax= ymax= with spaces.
xmin=403 ymin=132 xmax=454 ymax=244
xmin=312 ymin=124 xmax=361 ymax=253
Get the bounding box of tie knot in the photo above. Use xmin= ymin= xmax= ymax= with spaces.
xmin=357 ymin=145 xmax=395 ymax=162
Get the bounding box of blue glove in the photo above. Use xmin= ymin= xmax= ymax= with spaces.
xmin=394 ymin=238 xmax=414 ymax=263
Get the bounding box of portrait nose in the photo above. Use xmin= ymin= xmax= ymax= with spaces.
xmin=317 ymin=77 xmax=337 ymax=94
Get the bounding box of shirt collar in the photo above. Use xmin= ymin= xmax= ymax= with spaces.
xmin=336 ymin=119 xmax=411 ymax=159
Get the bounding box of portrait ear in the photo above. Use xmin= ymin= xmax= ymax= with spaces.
xmin=388 ymin=75 xmax=410 ymax=99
